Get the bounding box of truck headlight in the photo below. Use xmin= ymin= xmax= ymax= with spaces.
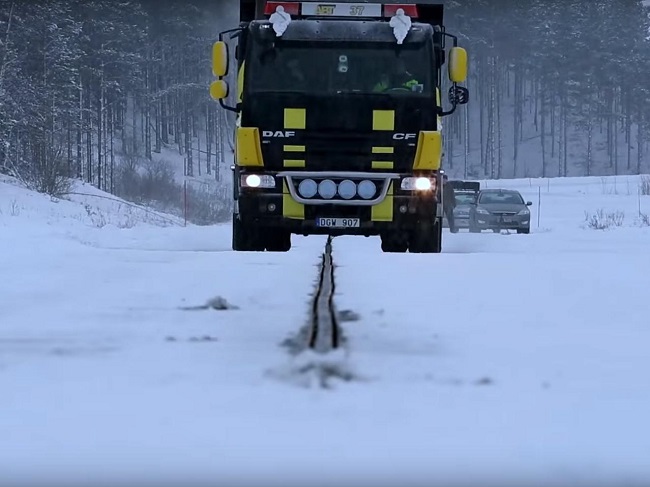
xmin=401 ymin=177 xmax=433 ymax=191
xmin=241 ymin=174 xmax=275 ymax=188
xmin=476 ymin=207 xmax=490 ymax=215
xmin=518 ymin=208 xmax=530 ymax=216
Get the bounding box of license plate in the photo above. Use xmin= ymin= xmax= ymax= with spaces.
xmin=316 ymin=217 xmax=360 ymax=228
xmin=502 ymin=217 xmax=514 ymax=223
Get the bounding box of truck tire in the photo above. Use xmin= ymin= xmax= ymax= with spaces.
xmin=265 ymin=228 xmax=292 ymax=252
xmin=409 ymin=220 xmax=441 ymax=253
xmin=380 ymin=231 xmax=408 ymax=253
xmin=232 ymin=215 xmax=265 ymax=251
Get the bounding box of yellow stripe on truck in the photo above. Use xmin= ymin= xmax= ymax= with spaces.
xmin=283 ymin=181 xmax=304 ymax=219
xmin=372 ymin=110 xmax=395 ymax=131
xmin=284 ymin=108 xmax=306 ymax=129
xmin=283 ymin=159 xmax=306 ymax=168
xmin=413 ymin=131 xmax=442 ymax=171
xmin=371 ymin=161 xmax=394 ymax=169
xmin=372 ymin=146 xmax=394 ymax=154
xmin=284 ymin=145 xmax=305 ymax=152
xmin=371 ymin=182 xmax=393 ymax=221
xmin=236 ymin=127 xmax=263 ymax=167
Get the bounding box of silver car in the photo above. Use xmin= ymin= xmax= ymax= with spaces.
xmin=469 ymin=189 xmax=532 ymax=234
xmin=451 ymin=191 xmax=477 ymax=229
xmin=443 ymin=180 xmax=480 ymax=230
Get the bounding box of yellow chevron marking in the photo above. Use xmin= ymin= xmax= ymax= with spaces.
xmin=371 ymin=183 xmax=394 ymax=221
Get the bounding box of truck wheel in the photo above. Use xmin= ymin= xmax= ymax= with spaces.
xmin=409 ymin=220 xmax=440 ymax=253
xmin=265 ymin=228 xmax=292 ymax=252
xmin=380 ymin=231 xmax=408 ymax=253
xmin=232 ymin=215 xmax=265 ymax=251
xmin=517 ymin=228 xmax=530 ymax=234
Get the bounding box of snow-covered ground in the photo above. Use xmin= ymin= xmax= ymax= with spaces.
xmin=2 ymin=175 xmax=650 ymax=486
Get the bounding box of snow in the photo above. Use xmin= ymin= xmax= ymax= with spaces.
xmin=2 ymin=174 xmax=650 ymax=486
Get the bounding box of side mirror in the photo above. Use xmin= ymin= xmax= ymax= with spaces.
xmin=210 ymin=80 xmax=229 ymax=100
xmin=448 ymin=86 xmax=469 ymax=105
xmin=526 ymin=201 xmax=533 ymax=206
xmin=448 ymin=46 xmax=468 ymax=83
xmin=212 ymin=41 xmax=229 ymax=78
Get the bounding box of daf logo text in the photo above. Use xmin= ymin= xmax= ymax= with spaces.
xmin=263 ymin=130 xmax=296 ymax=138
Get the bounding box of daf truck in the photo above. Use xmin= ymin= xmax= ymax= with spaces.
xmin=210 ymin=0 xmax=468 ymax=252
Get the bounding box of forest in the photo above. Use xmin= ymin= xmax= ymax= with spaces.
xmin=1 ymin=0 xmax=649 ymax=220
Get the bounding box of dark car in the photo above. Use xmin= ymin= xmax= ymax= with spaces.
xmin=469 ymin=189 xmax=532 ymax=234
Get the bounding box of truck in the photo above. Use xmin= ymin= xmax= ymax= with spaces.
xmin=210 ymin=0 xmax=468 ymax=253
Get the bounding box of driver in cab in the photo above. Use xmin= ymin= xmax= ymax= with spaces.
xmin=372 ymin=59 xmax=421 ymax=93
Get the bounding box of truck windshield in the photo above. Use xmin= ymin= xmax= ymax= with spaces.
xmin=248 ymin=41 xmax=433 ymax=96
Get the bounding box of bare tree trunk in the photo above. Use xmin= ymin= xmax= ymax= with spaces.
xmin=206 ymin=104 xmax=212 ymax=175
xmin=496 ymin=59 xmax=502 ymax=179
xmin=86 ymin=81 xmax=93 ymax=183
xmin=478 ymin=56 xmax=486 ymax=175
xmin=513 ymin=64 xmax=520 ymax=178
xmin=145 ymin=47 xmax=152 ymax=160
xmin=77 ymin=73 xmax=83 ymax=178
xmin=110 ymin=106 xmax=115 ymax=193
xmin=637 ymin=114 xmax=643 ymax=175
xmin=586 ymin=95 xmax=593 ymax=177
xmin=184 ymin=103 xmax=193 ymax=176
xmin=132 ymin=95 xmax=137 ymax=155
xmin=562 ymin=90 xmax=569 ymax=177
xmin=97 ymin=66 xmax=104 ymax=190
xmin=0 ymin=1 xmax=15 ymax=95
xmin=541 ymin=80 xmax=546 ymax=178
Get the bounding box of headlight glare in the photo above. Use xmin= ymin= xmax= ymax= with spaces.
xmin=241 ymin=174 xmax=275 ymax=188
xmin=401 ymin=177 xmax=433 ymax=191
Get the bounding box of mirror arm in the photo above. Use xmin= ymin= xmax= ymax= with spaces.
xmin=438 ymin=83 xmax=458 ymax=117
xmin=219 ymin=99 xmax=240 ymax=113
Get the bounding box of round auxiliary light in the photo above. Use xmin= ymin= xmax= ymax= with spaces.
xmin=318 ymin=179 xmax=337 ymax=199
xmin=337 ymin=179 xmax=357 ymax=200
xmin=245 ymin=174 xmax=261 ymax=188
xmin=298 ymin=179 xmax=318 ymax=198
xmin=357 ymin=180 xmax=377 ymax=200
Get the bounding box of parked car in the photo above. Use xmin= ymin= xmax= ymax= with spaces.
xmin=469 ymin=189 xmax=532 ymax=234
xmin=443 ymin=180 xmax=480 ymax=230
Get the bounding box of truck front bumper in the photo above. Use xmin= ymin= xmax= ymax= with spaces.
xmin=236 ymin=191 xmax=439 ymax=236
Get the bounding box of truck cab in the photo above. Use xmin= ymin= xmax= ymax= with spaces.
xmin=211 ymin=1 xmax=468 ymax=253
